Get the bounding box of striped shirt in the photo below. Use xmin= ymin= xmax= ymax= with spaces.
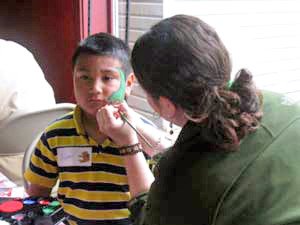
xmin=24 ymin=106 xmax=140 ymax=225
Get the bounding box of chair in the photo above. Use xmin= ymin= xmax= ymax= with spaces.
xmin=0 ymin=103 xmax=75 ymax=186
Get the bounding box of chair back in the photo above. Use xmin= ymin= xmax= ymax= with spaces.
xmin=0 ymin=103 xmax=75 ymax=156
xmin=0 ymin=103 xmax=75 ymax=187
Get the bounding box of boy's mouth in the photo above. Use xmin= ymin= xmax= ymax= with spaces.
xmin=88 ymin=98 xmax=107 ymax=105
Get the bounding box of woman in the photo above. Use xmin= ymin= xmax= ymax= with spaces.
xmin=97 ymin=15 xmax=300 ymax=225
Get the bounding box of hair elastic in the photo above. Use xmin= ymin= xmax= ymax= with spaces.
xmin=227 ymin=80 xmax=233 ymax=89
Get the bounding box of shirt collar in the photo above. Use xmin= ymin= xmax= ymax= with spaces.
xmin=73 ymin=106 xmax=85 ymax=136
xmin=73 ymin=105 xmax=118 ymax=148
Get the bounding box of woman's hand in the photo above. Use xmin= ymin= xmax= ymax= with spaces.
xmin=96 ymin=102 xmax=139 ymax=146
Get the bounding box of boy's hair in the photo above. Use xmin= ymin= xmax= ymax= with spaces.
xmin=72 ymin=32 xmax=132 ymax=77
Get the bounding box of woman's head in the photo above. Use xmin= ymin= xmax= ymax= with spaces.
xmin=132 ymin=15 xmax=262 ymax=151
xmin=132 ymin=15 xmax=231 ymax=119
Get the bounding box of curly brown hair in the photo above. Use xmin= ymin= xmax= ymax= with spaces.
xmin=132 ymin=15 xmax=263 ymax=151
xmin=194 ymin=69 xmax=263 ymax=150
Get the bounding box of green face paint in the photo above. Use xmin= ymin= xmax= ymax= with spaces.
xmin=49 ymin=200 xmax=60 ymax=207
xmin=108 ymin=68 xmax=126 ymax=103
xmin=42 ymin=207 xmax=54 ymax=215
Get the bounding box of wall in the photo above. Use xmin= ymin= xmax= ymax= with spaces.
xmin=164 ymin=0 xmax=300 ymax=102
xmin=118 ymin=0 xmax=300 ymax=134
xmin=118 ymin=0 xmax=165 ymax=128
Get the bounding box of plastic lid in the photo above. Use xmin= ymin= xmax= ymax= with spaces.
xmin=0 ymin=200 xmax=23 ymax=213
xmin=23 ymin=199 xmax=36 ymax=205
xmin=11 ymin=213 xmax=25 ymax=221
xmin=42 ymin=207 xmax=54 ymax=215
xmin=49 ymin=201 xmax=60 ymax=207
xmin=39 ymin=200 xmax=50 ymax=205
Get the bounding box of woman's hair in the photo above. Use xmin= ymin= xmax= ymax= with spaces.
xmin=132 ymin=14 xmax=263 ymax=151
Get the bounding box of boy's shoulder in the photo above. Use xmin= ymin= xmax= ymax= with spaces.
xmin=44 ymin=110 xmax=75 ymax=133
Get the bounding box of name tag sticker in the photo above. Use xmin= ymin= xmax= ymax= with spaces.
xmin=57 ymin=147 xmax=92 ymax=167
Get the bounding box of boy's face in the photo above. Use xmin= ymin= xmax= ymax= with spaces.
xmin=73 ymin=54 xmax=130 ymax=118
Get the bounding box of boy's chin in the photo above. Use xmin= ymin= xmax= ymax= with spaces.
xmin=80 ymin=107 xmax=98 ymax=119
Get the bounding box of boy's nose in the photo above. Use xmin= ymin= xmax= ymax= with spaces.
xmin=90 ymin=78 xmax=103 ymax=94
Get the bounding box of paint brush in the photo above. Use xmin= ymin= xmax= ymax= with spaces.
xmin=108 ymin=68 xmax=153 ymax=148
xmin=119 ymin=111 xmax=153 ymax=148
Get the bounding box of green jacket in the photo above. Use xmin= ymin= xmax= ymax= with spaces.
xmin=129 ymin=91 xmax=300 ymax=225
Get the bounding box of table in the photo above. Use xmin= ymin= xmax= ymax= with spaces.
xmin=0 ymin=172 xmax=27 ymax=198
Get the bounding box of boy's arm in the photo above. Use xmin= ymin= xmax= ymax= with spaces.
xmin=26 ymin=183 xmax=52 ymax=197
xmin=24 ymin=132 xmax=58 ymax=197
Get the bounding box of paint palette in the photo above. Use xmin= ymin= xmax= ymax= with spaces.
xmin=0 ymin=197 xmax=66 ymax=225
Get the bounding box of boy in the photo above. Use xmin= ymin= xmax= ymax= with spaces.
xmin=24 ymin=33 xmax=171 ymax=225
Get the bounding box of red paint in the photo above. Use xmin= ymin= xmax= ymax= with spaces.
xmin=38 ymin=200 xmax=50 ymax=205
xmin=0 ymin=200 xmax=23 ymax=213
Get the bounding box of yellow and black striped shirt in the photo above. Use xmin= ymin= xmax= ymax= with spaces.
xmin=24 ymin=106 xmax=136 ymax=225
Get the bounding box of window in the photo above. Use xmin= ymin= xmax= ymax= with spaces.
xmin=164 ymin=0 xmax=300 ymax=101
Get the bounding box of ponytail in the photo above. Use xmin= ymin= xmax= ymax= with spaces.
xmin=184 ymin=69 xmax=263 ymax=151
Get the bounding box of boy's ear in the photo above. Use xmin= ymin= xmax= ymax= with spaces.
xmin=125 ymin=73 xmax=135 ymax=97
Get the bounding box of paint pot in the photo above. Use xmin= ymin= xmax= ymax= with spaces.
xmin=49 ymin=200 xmax=60 ymax=207
xmin=0 ymin=200 xmax=23 ymax=213
xmin=23 ymin=199 xmax=36 ymax=205
xmin=11 ymin=213 xmax=25 ymax=221
xmin=38 ymin=200 xmax=50 ymax=205
xmin=42 ymin=207 xmax=55 ymax=216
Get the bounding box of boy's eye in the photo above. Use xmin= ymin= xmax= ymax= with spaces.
xmin=102 ymin=75 xmax=114 ymax=82
xmin=80 ymin=75 xmax=90 ymax=81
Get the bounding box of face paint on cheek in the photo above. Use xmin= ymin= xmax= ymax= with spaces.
xmin=106 ymin=68 xmax=153 ymax=148
xmin=108 ymin=68 xmax=126 ymax=103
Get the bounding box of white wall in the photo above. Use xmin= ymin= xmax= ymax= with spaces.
xmin=164 ymin=0 xmax=300 ymax=102
xmin=119 ymin=0 xmax=163 ymax=48
xmin=118 ymin=0 xmax=167 ymax=128
xmin=117 ymin=0 xmax=300 ymax=133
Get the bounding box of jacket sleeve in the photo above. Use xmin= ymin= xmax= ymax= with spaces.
xmin=128 ymin=192 xmax=149 ymax=225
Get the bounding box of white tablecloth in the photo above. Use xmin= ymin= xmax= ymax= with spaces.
xmin=0 ymin=172 xmax=27 ymax=198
